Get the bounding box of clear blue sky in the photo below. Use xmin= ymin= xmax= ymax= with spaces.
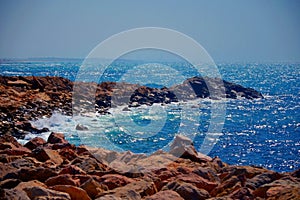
xmin=0 ymin=0 xmax=299 ymax=62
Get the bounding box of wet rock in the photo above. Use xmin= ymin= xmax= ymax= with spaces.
xmin=24 ymin=137 xmax=46 ymax=150
xmin=76 ymin=124 xmax=89 ymax=131
xmin=50 ymin=185 xmax=91 ymax=200
xmin=145 ymin=190 xmax=184 ymax=200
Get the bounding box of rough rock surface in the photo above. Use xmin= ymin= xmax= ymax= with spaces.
xmin=0 ymin=134 xmax=298 ymax=200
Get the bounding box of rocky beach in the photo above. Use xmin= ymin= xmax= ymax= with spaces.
xmin=0 ymin=75 xmax=299 ymax=199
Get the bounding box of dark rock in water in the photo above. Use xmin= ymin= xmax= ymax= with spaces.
xmin=76 ymin=124 xmax=89 ymax=131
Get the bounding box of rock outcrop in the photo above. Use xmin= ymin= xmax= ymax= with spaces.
xmin=0 ymin=75 xmax=263 ymax=139
xmin=0 ymin=134 xmax=298 ymax=200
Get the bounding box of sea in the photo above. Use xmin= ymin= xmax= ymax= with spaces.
xmin=0 ymin=58 xmax=299 ymax=172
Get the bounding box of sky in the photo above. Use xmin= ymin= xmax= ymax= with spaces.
xmin=0 ymin=0 xmax=299 ymax=62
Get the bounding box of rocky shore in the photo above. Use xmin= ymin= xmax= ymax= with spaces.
xmin=0 ymin=133 xmax=299 ymax=199
xmin=0 ymin=75 xmax=263 ymax=139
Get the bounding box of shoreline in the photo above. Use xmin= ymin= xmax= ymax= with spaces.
xmin=1 ymin=132 xmax=299 ymax=199
xmin=0 ymin=75 xmax=262 ymax=139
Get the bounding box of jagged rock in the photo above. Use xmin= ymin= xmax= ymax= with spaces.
xmin=97 ymin=180 xmax=157 ymax=199
xmin=99 ymin=174 xmax=134 ymax=190
xmin=169 ymin=135 xmax=211 ymax=163
xmin=50 ymin=185 xmax=91 ymax=200
xmin=45 ymin=174 xmax=80 ymax=186
xmin=23 ymin=186 xmax=71 ymax=200
xmin=80 ymin=178 xmax=105 ymax=199
xmin=1 ymin=188 xmax=30 ymax=200
xmin=47 ymin=132 xmax=68 ymax=144
xmin=31 ymin=146 xmax=63 ymax=165
xmin=59 ymin=165 xmax=87 ymax=175
xmin=24 ymin=137 xmax=46 ymax=150
xmin=145 ymin=190 xmax=184 ymax=200
xmin=16 ymin=167 xmax=57 ymax=182
xmin=163 ymin=181 xmax=211 ymax=200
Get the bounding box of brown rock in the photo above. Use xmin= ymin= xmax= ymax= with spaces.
xmin=17 ymin=167 xmax=57 ymax=182
xmin=0 ymin=155 xmax=22 ymax=163
xmin=163 ymin=181 xmax=210 ymax=200
xmin=193 ymin=167 xmax=220 ymax=182
xmin=1 ymin=188 xmax=30 ymax=200
xmin=59 ymin=165 xmax=87 ymax=175
xmin=0 ymin=179 xmax=21 ymax=189
xmin=253 ymin=176 xmax=300 ymax=199
xmin=210 ymin=176 xmax=241 ymax=197
xmin=15 ymin=180 xmax=47 ymax=191
xmin=80 ymin=178 xmax=105 ymax=199
xmin=59 ymin=146 xmax=78 ymax=161
xmin=72 ymin=156 xmax=108 ymax=172
xmin=24 ymin=137 xmax=46 ymax=150
xmin=47 ymin=132 xmax=68 ymax=144
xmin=45 ymin=174 xmax=80 ymax=186
xmin=97 ymin=180 xmax=157 ymax=199
xmin=245 ymin=172 xmax=282 ymax=190
xmin=50 ymin=185 xmax=91 ymax=200
xmin=31 ymin=146 xmax=63 ymax=165
xmin=229 ymin=187 xmax=254 ymax=199
xmin=23 ymin=186 xmax=71 ymax=200
xmin=0 ymin=135 xmax=23 ymax=148
xmin=100 ymin=174 xmax=134 ymax=190
xmin=145 ymin=190 xmax=184 ymax=200
xmin=175 ymin=173 xmax=218 ymax=192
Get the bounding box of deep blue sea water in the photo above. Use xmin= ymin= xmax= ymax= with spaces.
xmin=1 ymin=59 xmax=299 ymax=172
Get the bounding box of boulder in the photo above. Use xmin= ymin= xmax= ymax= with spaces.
xmin=59 ymin=165 xmax=87 ymax=175
xmin=47 ymin=132 xmax=68 ymax=144
xmin=45 ymin=174 xmax=80 ymax=186
xmin=99 ymin=174 xmax=134 ymax=190
xmin=23 ymin=186 xmax=71 ymax=200
xmin=1 ymin=188 xmax=30 ymax=200
xmin=24 ymin=137 xmax=46 ymax=150
xmin=145 ymin=190 xmax=184 ymax=200
xmin=17 ymin=167 xmax=57 ymax=182
xmin=175 ymin=173 xmax=218 ymax=192
xmin=97 ymin=180 xmax=157 ymax=199
xmin=80 ymin=178 xmax=105 ymax=199
xmin=50 ymin=185 xmax=91 ymax=200
xmin=169 ymin=135 xmax=210 ymax=163
xmin=163 ymin=181 xmax=210 ymax=200
xmin=31 ymin=146 xmax=63 ymax=165
xmin=76 ymin=124 xmax=89 ymax=131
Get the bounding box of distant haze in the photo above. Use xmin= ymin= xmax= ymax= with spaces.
xmin=0 ymin=0 xmax=299 ymax=62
